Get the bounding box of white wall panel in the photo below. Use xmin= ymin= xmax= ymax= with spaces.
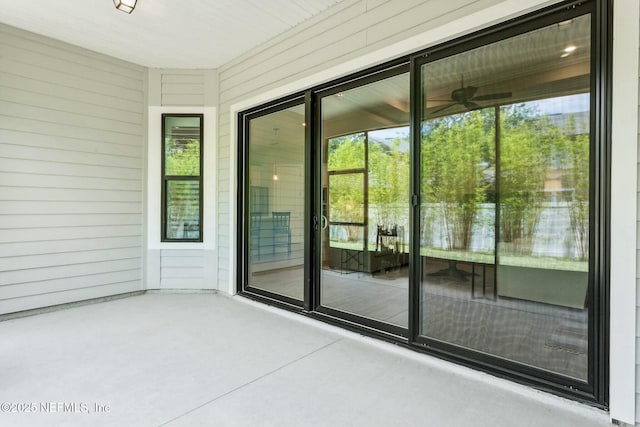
xmin=0 ymin=23 xmax=145 ymax=315
xmin=0 ymin=236 xmax=141 ymax=258
xmin=0 ymin=129 xmax=142 ymax=157
xmin=609 ymin=0 xmax=640 ymax=423
xmin=0 ymin=282 xmax=141 ymax=314
xmin=146 ymin=69 xmax=218 ymax=291
xmin=160 ymin=250 xmax=205 ymax=289
xmin=161 ymin=71 xmax=206 ymax=107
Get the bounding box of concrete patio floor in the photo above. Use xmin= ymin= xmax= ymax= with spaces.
xmin=0 ymin=292 xmax=612 ymax=427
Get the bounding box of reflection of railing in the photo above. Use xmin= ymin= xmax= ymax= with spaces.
xmin=249 ymin=213 xmax=292 ymax=259
xmin=272 ymin=211 xmax=291 ymax=256
xmin=250 ymin=212 xmax=263 ymax=259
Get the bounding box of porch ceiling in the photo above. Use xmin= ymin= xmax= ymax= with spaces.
xmin=0 ymin=0 xmax=346 ymax=68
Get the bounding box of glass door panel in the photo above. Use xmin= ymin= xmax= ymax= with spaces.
xmin=247 ymin=102 xmax=306 ymax=301
xmin=319 ymin=71 xmax=410 ymax=329
xmin=419 ymin=14 xmax=591 ymax=380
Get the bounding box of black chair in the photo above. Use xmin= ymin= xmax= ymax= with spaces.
xmin=271 ymin=211 xmax=291 ymax=256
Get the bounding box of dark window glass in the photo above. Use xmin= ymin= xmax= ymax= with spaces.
xmin=320 ymin=71 xmax=411 ymax=328
xmin=162 ymin=114 xmax=203 ymax=242
xmin=165 ymin=181 xmax=201 ymax=240
xmin=246 ymin=102 xmax=306 ymax=301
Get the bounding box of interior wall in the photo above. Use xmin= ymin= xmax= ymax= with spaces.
xmin=0 ymin=23 xmax=147 ymax=314
xmin=249 ymin=109 xmax=306 ymax=256
xmin=146 ymin=69 xmax=218 ymax=291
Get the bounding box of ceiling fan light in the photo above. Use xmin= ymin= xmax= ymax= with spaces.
xmin=113 ymin=0 xmax=137 ymax=14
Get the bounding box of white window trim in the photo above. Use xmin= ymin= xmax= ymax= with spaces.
xmin=148 ymin=106 xmax=217 ymax=250
xmin=609 ymin=0 xmax=639 ymax=422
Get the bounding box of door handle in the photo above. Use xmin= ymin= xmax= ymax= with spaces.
xmin=321 ymin=215 xmax=328 ymax=230
xmin=313 ymin=216 xmax=319 ymax=231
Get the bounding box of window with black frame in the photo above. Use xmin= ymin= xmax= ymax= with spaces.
xmin=162 ymin=114 xmax=203 ymax=242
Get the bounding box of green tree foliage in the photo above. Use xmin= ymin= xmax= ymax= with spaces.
xmin=165 ymin=138 xmax=201 ymax=239
xmin=165 ymin=139 xmax=200 ymax=176
xmin=328 ymin=132 xmax=411 ymax=244
xmin=327 ymin=102 xmax=589 ymax=260
xmin=369 ymin=137 xmax=410 ymax=228
xmin=421 ymin=102 xmax=589 ymax=260
xmin=421 ymin=109 xmax=494 ymax=250
xmin=328 ymin=134 xmax=365 ymax=242
xmin=328 ymin=134 xmax=364 ymax=171
xmin=559 ymin=114 xmax=590 ymax=260
xmin=498 ymin=104 xmax=559 ymax=255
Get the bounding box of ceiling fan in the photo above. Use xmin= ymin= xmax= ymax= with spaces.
xmin=429 ymin=76 xmax=512 ymax=115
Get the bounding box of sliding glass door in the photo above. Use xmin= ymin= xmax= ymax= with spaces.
xmin=244 ymin=99 xmax=306 ymax=303
xmin=239 ymin=0 xmax=605 ymax=403
xmin=316 ymin=68 xmax=411 ymax=332
xmin=416 ymin=12 xmax=593 ymax=381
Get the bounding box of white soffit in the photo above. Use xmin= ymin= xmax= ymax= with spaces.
xmin=0 ymin=0 xmax=347 ymax=68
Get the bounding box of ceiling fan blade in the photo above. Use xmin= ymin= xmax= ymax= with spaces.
xmin=451 ymin=86 xmax=478 ymax=104
xmin=430 ymin=103 xmax=456 ymax=116
xmin=473 ymin=92 xmax=512 ymax=101
xmin=463 ymin=101 xmax=481 ymax=110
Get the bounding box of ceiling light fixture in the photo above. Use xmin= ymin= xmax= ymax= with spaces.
xmin=561 ymin=45 xmax=576 ymax=58
xmin=113 ymin=0 xmax=137 ymax=14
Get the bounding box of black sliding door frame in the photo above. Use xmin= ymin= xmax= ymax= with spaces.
xmin=311 ymin=62 xmax=411 ymax=339
xmin=237 ymin=0 xmax=610 ymax=407
xmin=237 ymin=94 xmax=307 ymax=310
xmin=409 ymin=0 xmax=607 ymax=404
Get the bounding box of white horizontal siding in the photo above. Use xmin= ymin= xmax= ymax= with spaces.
xmin=161 ymin=71 xmax=205 ymax=106
xmin=216 ymin=0 xmax=501 ymax=291
xmin=160 ymin=250 xmax=205 ymax=289
xmin=0 ymin=171 xmax=141 ymax=191
xmin=146 ymin=69 xmax=218 ymax=291
xmin=0 ymin=282 xmax=141 ymax=314
xmin=0 ymin=116 xmax=142 ymax=146
xmin=0 ymin=247 xmax=141 ymax=271
xmin=0 ymin=128 xmax=142 ymax=157
xmin=0 ymin=23 xmax=145 ymax=315
xmin=1 ymin=236 xmax=141 ymax=258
